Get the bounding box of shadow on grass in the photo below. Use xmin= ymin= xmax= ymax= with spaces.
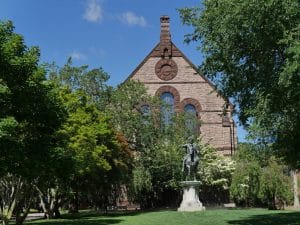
xmin=228 ymin=211 xmax=300 ymax=225
xmin=27 ymin=209 xmax=154 ymax=225
xmin=61 ymin=210 xmax=144 ymax=219
xmin=27 ymin=209 xmax=174 ymax=225
xmin=28 ymin=218 xmax=123 ymax=225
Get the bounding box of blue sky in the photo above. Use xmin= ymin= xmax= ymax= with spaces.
xmin=1 ymin=0 xmax=247 ymax=142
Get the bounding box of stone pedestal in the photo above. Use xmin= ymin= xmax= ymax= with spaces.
xmin=178 ymin=181 xmax=205 ymax=212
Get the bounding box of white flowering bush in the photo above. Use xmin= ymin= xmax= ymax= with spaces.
xmin=197 ymin=141 xmax=236 ymax=189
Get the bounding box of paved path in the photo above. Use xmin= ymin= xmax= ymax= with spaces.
xmin=26 ymin=213 xmax=44 ymax=221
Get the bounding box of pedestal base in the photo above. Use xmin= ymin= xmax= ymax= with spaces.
xmin=178 ymin=181 xmax=205 ymax=212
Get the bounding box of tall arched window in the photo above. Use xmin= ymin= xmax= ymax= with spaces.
xmin=184 ymin=104 xmax=197 ymax=136
xmin=161 ymin=92 xmax=174 ymax=127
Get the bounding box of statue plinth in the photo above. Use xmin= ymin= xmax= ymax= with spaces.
xmin=178 ymin=181 xmax=205 ymax=212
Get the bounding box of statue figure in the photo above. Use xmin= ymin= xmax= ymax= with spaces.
xmin=182 ymin=137 xmax=200 ymax=180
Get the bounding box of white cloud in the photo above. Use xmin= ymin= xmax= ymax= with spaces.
xmin=120 ymin=11 xmax=147 ymax=27
xmin=83 ymin=0 xmax=103 ymax=23
xmin=70 ymin=51 xmax=87 ymax=61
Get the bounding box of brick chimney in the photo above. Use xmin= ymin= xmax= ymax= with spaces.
xmin=159 ymin=15 xmax=172 ymax=58
xmin=160 ymin=15 xmax=171 ymax=42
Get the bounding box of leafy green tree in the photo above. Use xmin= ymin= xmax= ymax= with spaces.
xmin=47 ymin=58 xmax=112 ymax=110
xmin=106 ymin=80 xmax=161 ymax=151
xmin=230 ymin=143 xmax=292 ymax=208
xmin=0 ymin=20 xmax=66 ymax=225
xmin=54 ymin=85 xmax=133 ymax=212
xmin=230 ymin=143 xmax=267 ymax=206
xmin=230 ymin=160 xmax=262 ymax=207
xmin=45 ymin=61 xmax=134 ymax=213
xmin=132 ymin=136 xmax=184 ymax=208
xmin=82 ymin=132 xmax=134 ymax=211
xmin=107 ymin=81 xmax=187 ymax=207
xmin=259 ymin=157 xmax=292 ymax=209
xmin=179 ymin=0 xmax=300 ymax=168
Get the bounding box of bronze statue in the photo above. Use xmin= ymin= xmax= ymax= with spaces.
xmin=182 ymin=137 xmax=199 ymax=180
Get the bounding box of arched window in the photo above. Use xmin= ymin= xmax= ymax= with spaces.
xmin=140 ymin=104 xmax=151 ymax=126
xmin=141 ymin=105 xmax=150 ymax=116
xmin=184 ymin=104 xmax=198 ymax=136
xmin=161 ymin=92 xmax=174 ymax=126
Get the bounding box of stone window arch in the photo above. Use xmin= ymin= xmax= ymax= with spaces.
xmin=155 ymin=85 xmax=180 ymax=112
xmin=180 ymin=98 xmax=202 ymax=117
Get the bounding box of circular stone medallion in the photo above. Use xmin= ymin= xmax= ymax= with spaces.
xmin=155 ymin=59 xmax=178 ymax=81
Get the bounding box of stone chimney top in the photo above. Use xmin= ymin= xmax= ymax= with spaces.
xmin=159 ymin=15 xmax=172 ymax=58
xmin=160 ymin=15 xmax=171 ymax=42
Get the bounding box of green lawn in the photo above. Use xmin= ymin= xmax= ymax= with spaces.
xmin=26 ymin=209 xmax=300 ymax=225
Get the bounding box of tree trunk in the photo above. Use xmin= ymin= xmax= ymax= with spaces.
xmin=2 ymin=217 xmax=10 ymax=225
xmin=15 ymin=182 xmax=36 ymax=225
xmin=292 ymin=170 xmax=300 ymax=208
xmin=15 ymin=207 xmax=29 ymax=225
xmin=36 ymin=187 xmax=62 ymax=219
xmin=2 ymin=202 xmax=16 ymax=225
xmin=0 ymin=174 xmax=24 ymax=225
xmin=68 ymin=191 xmax=79 ymax=213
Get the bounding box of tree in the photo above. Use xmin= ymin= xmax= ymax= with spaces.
xmin=45 ymin=60 xmax=134 ymax=213
xmin=292 ymin=170 xmax=300 ymax=208
xmin=230 ymin=160 xmax=262 ymax=207
xmin=107 ymin=81 xmax=190 ymax=208
xmin=0 ymin=20 xmax=66 ymax=225
xmin=259 ymin=157 xmax=292 ymax=209
xmin=179 ymin=0 xmax=300 ymax=168
xmin=47 ymin=58 xmax=112 ymax=110
xmin=132 ymin=135 xmax=184 ymax=208
xmin=230 ymin=143 xmax=266 ymax=206
xmin=230 ymin=143 xmax=292 ymax=208
xmin=106 ymin=80 xmax=161 ymax=151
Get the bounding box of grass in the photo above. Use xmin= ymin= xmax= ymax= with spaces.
xmin=26 ymin=209 xmax=300 ymax=225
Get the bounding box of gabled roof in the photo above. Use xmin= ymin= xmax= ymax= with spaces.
xmin=124 ymin=16 xmax=234 ymax=109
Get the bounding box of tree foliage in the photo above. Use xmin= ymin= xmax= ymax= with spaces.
xmin=0 ymin=20 xmax=66 ymax=224
xmin=230 ymin=143 xmax=292 ymax=208
xmin=132 ymin=136 xmax=184 ymax=208
xmin=179 ymin=0 xmax=300 ymax=168
xmin=47 ymin=58 xmax=112 ymax=110
xmin=259 ymin=157 xmax=292 ymax=209
xmin=47 ymin=62 xmax=134 ymax=212
xmin=230 ymin=159 xmax=262 ymax=206
xmin=107 ymin=81 xmax=188 ymax=207
xmin=106 ymin=80 xmax=161 ymax=151
xmin=198 ymin=142 xmax=235 ymax=189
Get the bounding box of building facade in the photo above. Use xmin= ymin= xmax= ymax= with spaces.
xmin=127 ymin=16 xmax=237 ymax=155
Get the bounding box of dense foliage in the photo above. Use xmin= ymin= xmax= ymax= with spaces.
xmin=0 ymin=20 xmax=66 ymax=225
xmin=106 ymin=81 xmax=184 ymax=208
xmin=230 ymin=143 xmax=292 ymax=208
xmin=47 ymin=62 xmax=134 ymax=213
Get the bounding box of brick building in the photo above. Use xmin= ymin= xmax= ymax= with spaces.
xmin=126 ymin=16 xmax=237 ymax=155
